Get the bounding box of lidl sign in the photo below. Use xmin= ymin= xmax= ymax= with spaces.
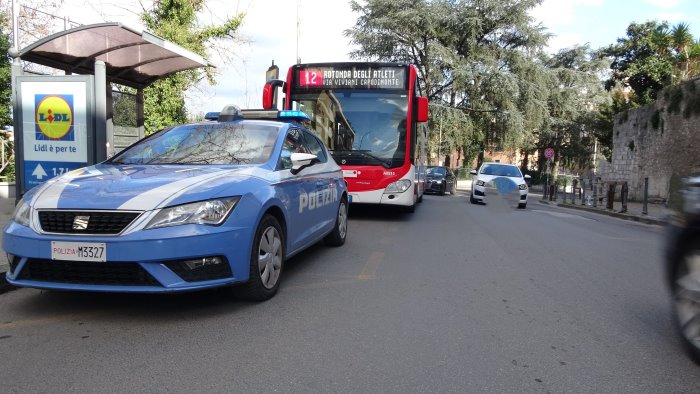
xmin=19 ymin=78 xmax=92 ymax=192
xmin=35 ymin=94 xmax=75 ymax=141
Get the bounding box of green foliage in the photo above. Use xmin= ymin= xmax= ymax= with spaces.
xmin=141 ymin=0 xmax=244 ymax=134
xmin=112 ymin=90 xmax=138 ymax=127
xmin=601 ymin=20 xmax=700 ymax=107
xmin=0 ymin=12 xmax=12 ymax=129
xmin=600 ymin=21 xmax=675 ymax=105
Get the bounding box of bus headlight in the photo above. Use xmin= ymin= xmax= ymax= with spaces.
xmin=385 ymin=179 xmax=412 ymax=194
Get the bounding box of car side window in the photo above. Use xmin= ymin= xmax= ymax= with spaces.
xmin=302 ymin=131 xmax=327 ymax=163
xmin=279 ymin=128 xmax=309 ymax=170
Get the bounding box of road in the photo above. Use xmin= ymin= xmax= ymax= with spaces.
xmin=0 ymin=190 xmax=697 ymax=393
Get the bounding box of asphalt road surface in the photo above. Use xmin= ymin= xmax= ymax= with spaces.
xmin=0 ymin=190 xmax=697 ymax=393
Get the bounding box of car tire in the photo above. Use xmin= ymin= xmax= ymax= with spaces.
xmin=439 ymin=184 xmax=446 ymax=196
xmin=470 ymin=193 xmax=478 ymax=204
xmin=238 ymin=214 xmax=285 ymax=301
xmin=671 ymin=237 xmax=700 ymax=364
xmin=324 ymin=197 xmax=348 ymax=246
xmin=518 ymin=202 xmax=527 ymax=209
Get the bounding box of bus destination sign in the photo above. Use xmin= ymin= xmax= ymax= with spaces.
xmin=297 ymin=66 xmax=406 ymax=89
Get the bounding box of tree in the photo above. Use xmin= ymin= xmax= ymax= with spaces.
xmin=536 ymin=45 xmax=610 ymax=177
xmin=601 ymin=21 xmax=677 ymax=105
xmin=346 ymin=0 xmax=550 ymax=168
xmin=140 ymin=0 xmax=243 ymax=133
xmin=0 ymin=11 xmax=12 ymax=129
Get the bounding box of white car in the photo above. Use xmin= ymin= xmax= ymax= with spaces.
xmin=469 ymin=163 xmax=531 ymax=209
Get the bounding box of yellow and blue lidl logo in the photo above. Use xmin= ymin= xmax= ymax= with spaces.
xmin=35 ymin=94 xmax=74 ymax=141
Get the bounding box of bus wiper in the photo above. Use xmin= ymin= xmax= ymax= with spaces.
xmin=352 ymin=150 xmax=392 ymax=168
xmin=329 ymin=150 xmax=392 ymax=167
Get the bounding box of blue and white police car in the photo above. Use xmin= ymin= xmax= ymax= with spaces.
xmin=3 ymin=106 xmax=348 ymax=301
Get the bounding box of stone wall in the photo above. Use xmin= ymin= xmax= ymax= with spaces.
xmin=600 ymin=79 xmax=700 ymax=201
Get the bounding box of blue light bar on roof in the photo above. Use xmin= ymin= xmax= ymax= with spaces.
xmin=279 ymin=110 xmax=310 ymax=121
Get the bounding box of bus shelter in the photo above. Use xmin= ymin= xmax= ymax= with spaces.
xmin=9 ymin=22 xmax=210 ymax=199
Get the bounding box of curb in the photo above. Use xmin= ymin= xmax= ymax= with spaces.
xmin=538 ymin=200 xmax=666 ymax=226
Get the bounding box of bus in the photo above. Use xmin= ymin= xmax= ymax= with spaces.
xmin=263 ymin=62 xmax=429 ymax=212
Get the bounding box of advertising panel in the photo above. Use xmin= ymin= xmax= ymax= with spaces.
xmin=19 ymin=78 xmax=93 ymax=191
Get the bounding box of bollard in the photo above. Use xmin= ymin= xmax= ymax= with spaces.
xmin=607 ymin=183 xmax=615 ymax=210
xmin=620 ymin=181 xmax=628 ymax=213
xmin=642 ymin=177 xmax=649 ymax=215
xmin=572 ymin=179 xmax=578 ymax=205
xmin=593 ymin=180 xmax=598 ymax=208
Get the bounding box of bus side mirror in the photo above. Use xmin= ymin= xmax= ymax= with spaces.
xmin=417 ymin=97 xmax=429 ymax=123
xmin=262 ymin=79 xmax=286 ymax=110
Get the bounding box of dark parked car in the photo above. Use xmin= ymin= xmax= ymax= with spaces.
xmin=425 ymin=166 xmax=456 ymax=195
xmin=666 ymin=174 xmax=700 ymax=362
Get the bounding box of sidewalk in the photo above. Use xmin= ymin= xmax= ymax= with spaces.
xmin=531 ymin=185 xmax=668 ymax=226
xmin=456 ymin=180 xmax=668 ymax=226
xmin=0 ymin=197 xmax=14 ymax=293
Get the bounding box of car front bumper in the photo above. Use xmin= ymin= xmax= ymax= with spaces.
xmin=472 ymin=184 xmax=528 ymax=203
xmin=3 ymin=220 xmax=254 ymax=293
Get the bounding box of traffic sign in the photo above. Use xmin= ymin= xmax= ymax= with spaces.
xmin=544 ymin=147 xmax=555 ymax=159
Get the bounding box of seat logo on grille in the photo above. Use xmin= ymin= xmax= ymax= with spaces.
xmin=72 ymin=216 xmax=90 ymax=230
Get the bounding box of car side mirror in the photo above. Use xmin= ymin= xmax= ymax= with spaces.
xmin=524 ymin=174 xmax=531 ymax=179
xmin=290 ymin=152 xmax=319 ymax=174
xmin=470 ymin=169 xmax=477 ymax=175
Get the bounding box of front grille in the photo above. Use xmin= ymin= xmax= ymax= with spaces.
xmin=18 ymin=259 xmax=160 ymax=286
xmin=164 ymin=257 xmax=232 ymax=282
xmin=39 ymin=211 xmax=141 ymax=235
xmin=474 ymin=189 xmax=485 ymax=196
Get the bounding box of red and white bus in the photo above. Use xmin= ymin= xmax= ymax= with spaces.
xmin=263 ymin=62 xmax=429 ymax=212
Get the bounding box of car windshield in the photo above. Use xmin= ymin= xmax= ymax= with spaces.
xmin=427 ymin=167 xmax=446 ymax=176
xmin=480 ymin=164 xmax=522 ymax=177
xmin=109 ymin=123 xmax=280 ymax=165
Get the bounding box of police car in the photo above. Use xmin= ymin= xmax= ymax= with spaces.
xmin=3 ymin=106 xmax=348 ymax=301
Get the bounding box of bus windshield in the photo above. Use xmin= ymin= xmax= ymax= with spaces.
xmin=292 ymin=90 xmax=408 ymax=168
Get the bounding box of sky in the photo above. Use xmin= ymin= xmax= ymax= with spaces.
xmin=29 ymin=0 xmax=700 ymax=115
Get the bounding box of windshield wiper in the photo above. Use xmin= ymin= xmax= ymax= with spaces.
xmin=330 ymin=150 xmax=392 ymax=168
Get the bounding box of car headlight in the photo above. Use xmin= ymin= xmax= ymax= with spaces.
xmin=476 ymin=180 xmax=486 ymax=186
xmin=146 ymin=197 xmax=240 ymax=229
xmin=12 ymin=199 xmax=31 ymax=227
xmin=518 ymin=183 xmax=528 ymax=190
xmin=385 ymin=179 xmax=412 ymax=193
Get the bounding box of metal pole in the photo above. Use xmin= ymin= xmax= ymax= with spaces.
xmin=642 ymin=177 xmax=649 ymax=215
xmin=593 ymin=180 xmax=598 ymax=208
xmin=438 ymin=117 xmax=442 ymax=166
xmin=10 ymin=50 xmax=22 ymax=203
xmin=12 ymin=0 xmax=19 ymax=51
xmin=94 ymin=61 xmax=107 ymax=163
